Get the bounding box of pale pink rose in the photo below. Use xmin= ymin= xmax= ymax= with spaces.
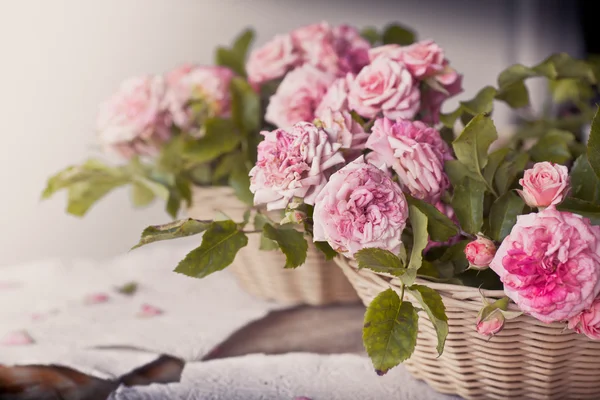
xmin=246 ymin=34 xmax=301 ymax=85
xmin=97 ymin=75 xmax=171 ymax=158
xmin=1 ymin=330 xmax=34 ymax=346
xmin=291 ymin=23 xmax=369 ymax=76
xmin=490 ymin=207 xmax=600 ymax=323
xmin=366 ymin=118 xmax=451 ymax=202
xmin=465 ymin=236 xmax=496 ymax=269
xmin=347 ymin=57 xmax=420 ymax=120
xmin=315 ymin=108 xmax=368 ymax=159
xmin=475 ymin=309 xmax=505 ymax=336
xmin=312 ymin=156 xmax=408 ymax=258
xmin=249 ymin=122 xmax=345 ymax=210
xmin=371 ymin=40 xmax=445 ymax=79
xmin=138 ymin=304 xmax=163 ymax=318
xmin=568 ymin=298 xmax=600 ymax=340
xmin=265 ymin=65 xmax=335 ymax=128
xmin=165 ymin=64 xmax=235 ymax=131
xmin=315 ymin=74 xmax=354 ymax=116
xmin=517 ymin=162 xmax=570 ymax=208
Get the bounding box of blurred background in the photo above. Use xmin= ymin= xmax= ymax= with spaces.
xmin=0 ymin=0 xmax=589 ymax=266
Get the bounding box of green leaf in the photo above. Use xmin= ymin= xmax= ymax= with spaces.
xmin=262 ymin=224 xmax=308 ymax=268
xmin=115 ymin=282 xmax=138 ymax=296
xmin=232 ymin=28 xmax=255 ymax=60
xmin=442 ymin=87 xmax=497 ymax=128
xmin=166 ymin=191 xmax=181 ymax=219
xmin=452 ymin=177 xmax=486 ymax=234
xmin=174 ymin=220 xmax=248 ymax=278
xmin=157 ymin=136 xmax=186 ymax=174
xmin=495 ymin=80 xmax=529 ymax=108
xmin=360 ymin=27 xmax=380 ymax=45
xmin=407 ymin=285 xmax=448 ymax=355
xmin=557 ymin=197 xmax=600 ymax=225
xmin=131 ymin=182 xmax=155 ymax=207
xmin=314 ymin=241 xmax=337 ymax=261
xmin=230 ymin=77 xmax=260 ymax=134
xmin=483 ymin=148 xmax=510 ymax=188
xmin=529 ymin=129 xmax=574 ymax=164
xmin=587 ymin=107 xmax=600 ymax=179
xmin=406 ymin=205 xmax=429 ymax=284
xmin=494 ymin=152 xmax=530 ymax=195
xmin=570 ymin=154 xmax=600 ymax=203
xmin=132 ymin=218 xmax=211 ymax=249
xmin=444 ymin=159 xmax=480 ymax=188
xmin=215 ymin=47 xmax=245 ymax=77
xmin=452 ymin=113 xmax=498 ymax=175
xmin=66 ymin=180 xmax=125 ymax=217
xmin=184 ymin=118 xmax=241 ymax=163
xmin=381 ymin=24 xmax=416 ymax=45
xmin=213 ymin=152 xmax=239 ymax=182
xmin=229 ymin=162 xmax=254 ymax=206
xmin=406 ymin=196 xmax=458 ymax=242
xmin=363 ymin=289 xmax=418 ymax=375
xmin=487 ymin=192 xmax=524 ymax=242
xmin=355 ymin=248 xmax=404 ymax=276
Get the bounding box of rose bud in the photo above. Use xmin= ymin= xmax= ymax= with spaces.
xmin=517 ymin=162 xmax=569 ymax=208
xmin=476 ymin=308 xmax=505 ymax=336
xmin=465 ymin=236 xmax=496 ymax=269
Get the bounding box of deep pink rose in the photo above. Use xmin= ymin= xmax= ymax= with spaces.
xmin=165 ymin=64 xmax=235 ymax=132
xmin=369 ymin=40 xmax=445 ymax=79
xmin=475 ymin=309 xmax=505 ymax=336
xmin=465 ymin=236 xmax=497 ymax=269
xmin=315 ymin=108 xmax=368 ymax=161
xmin=518 ymin=162 xmax=570 ymax=208
xmin=419 ymin=66 xmax=463 ymax=124
xmin=347 ymin=56 xmax=420 ymax=120
xmin=97 ymin=75 xmax=171 ymax=159
xmin=490 ymin=207 xmax=600 ymax=323
xmin=568 ymin=298 xmax=600 ymax=340
xmin=250 ymin=122 xmax=345 ymax=210
xmin=366 ymin=118 xmax=451 ymax=202
xmin=291 ymin=22 xmax=369 ymax=76
xmin=246 ymin=34 xmax=301 ymax=85
xmin=312 ymin=156 xmax=408 ymax=258
xmin=265 ymin=65 xmax=335 ymax=128
xmin=315 ymin=74 xmax=353 ymax=116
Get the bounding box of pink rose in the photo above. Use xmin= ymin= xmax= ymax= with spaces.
xmin=475 ymin=308 xmax=505 ymax=336
xmin=246 ymin=34 xmax=301 ymax=85
xmin=97 ymin=75 xmax=171 ymax=158
xmin=347 ymin=56 xmax=420 ymax=120
xmin=312 ymin=156 xmax=408 ymax=258
xmin=366 ymin=118 xmax=451 ymax=202
xmin=250 ymin=122 xmax=345 ymax=210
xmin=265 ymin=65 xmax=335 ymax=128
xmin=369 ymin=40 xmax=446 ymax=79
xmin=490 ymin=207 xmax=600 ymax=323
xmin=517 ymin=162 xmax=570 ymax=208
xmin=420 ymin=67 xmax=463 ymax=124
xmin=568 ymin=298 xmax=600 ymax=340
xmin=315 ymin=108 xmax=368 ymax=158
xmin=165 ymin=64 xmax=235 ymax=131
xmin=291 ymin=23 xmax=369 ymax=76
xmin=465 ymin=236 xmax=497 ymax=269
xmin=315 ymin=74 xmax=353 ymax=116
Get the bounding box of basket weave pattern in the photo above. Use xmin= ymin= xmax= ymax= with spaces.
xmin=187 ymin=186 xmax=359 ymax=306
xmin=335 ymin=256 xmax=600 ymax=400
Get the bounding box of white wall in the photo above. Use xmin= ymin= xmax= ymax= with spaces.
xmin=0 ymin=0 xmax=582 ymax=266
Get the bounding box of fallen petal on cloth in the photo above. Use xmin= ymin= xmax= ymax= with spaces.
xmin=84 ymin=293 xmax=111 ymax=305
xmin=0 ymin=331 xmax=34 ymax=346
xmin=137 ymin=304 xmax=163 ymax=318
xmin=109 ymin=353 xmax=458 ymax=400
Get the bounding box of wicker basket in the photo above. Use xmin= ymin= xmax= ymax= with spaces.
xmin=186 ymin=186 xmax=359 ymax=306
xmin=335 ymin=256 xmax=600 ymax=400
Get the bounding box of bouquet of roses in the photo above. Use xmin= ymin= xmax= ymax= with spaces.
xmin=132 ymin=22 xmax=600 ymax=376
